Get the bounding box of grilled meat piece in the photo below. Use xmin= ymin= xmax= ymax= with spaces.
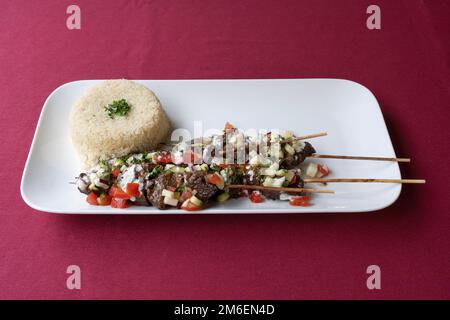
xmin=300 ymin=142 xmax=316 ymax=160
xmin=142 ymin=179 xmax=155 ymax=206
xmin=185 ymin=171 xmax=219 ymax=202
xmin=282 ymin=142 xmax=316 ymax=169
xmin=148 ymin=172 xmax=183 ymax=209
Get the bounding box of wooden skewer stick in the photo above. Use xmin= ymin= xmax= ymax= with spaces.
xmin=281 ymin=132 xmax=328 ymax=143
xmin=228 ymin=184 xmax=335 ymax=194
xmin=304 ymin=178 xmax=426 ymax=184
xmin=308 ymin=154 xmax=411 ymax=163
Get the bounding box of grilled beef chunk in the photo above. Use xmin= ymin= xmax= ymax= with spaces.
xmin=185 ymin=171 xmax=218 ymax=202
xmin=285 ymin=174 xmax=306 ymax=197
xmin=282 ymin=142 xmax=316 ymax=169
xmin=301 ymin=142 xmax=316 ymax=159
xmin=282 ymin=154 xmax=300 ymax=169
xmin=143 ymin=179 xmax=155 ymax=206
xmin=148 ymin=172 xmax=183 ymax=209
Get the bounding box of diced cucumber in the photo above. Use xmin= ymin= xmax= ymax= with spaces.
xmin=283 ymin=130 xmax=294 ymax=139
xmin=114 ymin=159 xmax=126 ymax=167
xmin=261 ymin=168 xmax=276 ymax=177
xmin=190 ymin=195 xmax=203 ymax=207
xmin=200 ymin=164 xmax=209 ymax=171
xmin=217 ymin=192 xmax=230 ymax=203
xmin=164 ymin=164 xmax=175 ymax=171
xmin=249 ymin=155 xmax=260 ymax=166
xmin=276 ymin=169 xmax=287 ymax=176
xmin=272 ymin=176 xmax=286 ymax=188
xmin=263 ymin=177 xmax=274 ymax=187
xmin=250 ymin=154 xmax=271 ymax=167
xmin=264 ymin=176 xmax=287 ymax=187
xmin=171 ymin=166 xmax=185 ymax=174
xmin=292 ymin=141 xmax=303 ymax=152
xmin=284 ymin=144 xmax=295 ymax=155
xmin=269 ymin=162 xmax=279 ymax=171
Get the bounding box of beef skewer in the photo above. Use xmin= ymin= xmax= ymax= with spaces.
xmin=169 ymin=131 xmax=328 ymax=147
xmin=76 ymin=124 xmax=423 ymax=210
xmin=171 ymin=127 xmax=410 ymax=166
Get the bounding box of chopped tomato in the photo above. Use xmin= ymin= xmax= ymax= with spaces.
xmin=156 ymin=152 xmax=173 ymax=164
xmin=317 ymin=164 xmax=329 ymax=178
xmin=219 ymin=164 xmax=231 ymax=169
xmin=249 ymin=191 xmax=264 ymax=203
xmin=167 ymin=186 xmax=177 ymax=192
xmin=206 ymin=172 xmax=224 ymax=189
xmin=224 ymin=122 xmax=234 ymax=130
xmin=126 ymin=183 xmax=140 ymax=197
xmin=289 ymin=196 xmax=310 ymax=207
xmin=111 ymin=198 xmax=130 ymax=209
xmin=181 ymin=201 xmax=202 ymax=212
xmin=111 ymin=168 xmax=121 ymax=178
xmin=206 ymin=172 xmax=225 ymax=190
xmin=207 ymin=173 xmax=221 ymax=185
xmin=108 ymin=185 xmax=118 ymax=197
xmin=180 ymin=190 xmax=192 ymax=201
xmin=97 ymin=193 xmax=112 ymax=206
xmin=86 ymin=192 xmax=98 ymax=206
xmin=109 ymin=186 xmax=130 ymax=199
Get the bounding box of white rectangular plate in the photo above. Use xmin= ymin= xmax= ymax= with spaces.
xmin=21 ymin=79 xmax=401 ymax=214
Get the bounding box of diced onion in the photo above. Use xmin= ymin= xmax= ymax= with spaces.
xmin=163 ymin=196 xmax=179 ymax=207
xmin=162 ymin=189 xmax=174 ymax=198
xmin=306 ymin=163 xmax=318 ymax=177
xmin=284 ymin=144 xmax=295 ymax=155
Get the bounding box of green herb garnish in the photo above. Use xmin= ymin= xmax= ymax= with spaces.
xmin=148 ymin=166 xmax=162 ymax=179
xmin=104 ymin=99 xmax=131 ymax=119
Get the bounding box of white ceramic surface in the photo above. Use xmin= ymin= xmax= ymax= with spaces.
xmin=21 ymin=79 xmax=401 ymax=214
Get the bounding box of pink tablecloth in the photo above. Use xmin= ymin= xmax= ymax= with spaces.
xmin=1 ymin=0 xmax=449 ymax=299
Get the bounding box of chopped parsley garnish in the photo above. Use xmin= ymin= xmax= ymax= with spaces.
xmin=230 ymin=170 xmax=244 ymax=184
xmin=104 ymin=99 xmax=131 ymax=119
xmin=148 ymin=166 xmax=162 ymax=179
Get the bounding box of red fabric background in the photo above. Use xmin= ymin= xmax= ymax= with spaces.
xmin=0 ymin=0 xmax=449 ymax=299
